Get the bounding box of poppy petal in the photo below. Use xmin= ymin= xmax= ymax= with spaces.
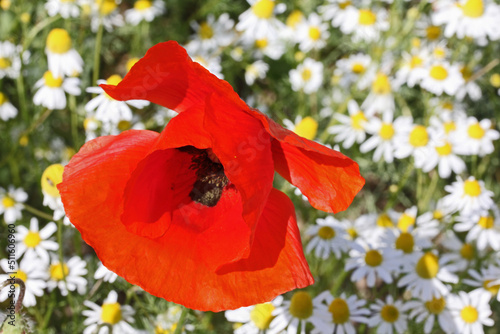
xmin=100 ymin=41 xmax=248 ymax=113
xmin=247 ymin=110 xmax=365 ymax=213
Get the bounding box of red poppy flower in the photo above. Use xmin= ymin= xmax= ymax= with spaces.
xmin=58 ymin=41 xmax=364 ymax=312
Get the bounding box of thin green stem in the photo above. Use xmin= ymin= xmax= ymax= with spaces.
xmin=384 ymin=163 xmax=414 ymax=211
xmin=22 ymin=16 xmax=61 ymax=50
xmin=69 ymin=94 xmax=79 ymax=148
xmin=173 ymin=306 xmax=189 ymax=334
xmin=93 ymin=19 xmax=104 ymax=88
xmin=419 ymin=171 xmax=439 ymax=212
xmin=16 ymin=73 xmax=28 ymax=122
xmin=23 ymin=204 xmax=54 ymax=221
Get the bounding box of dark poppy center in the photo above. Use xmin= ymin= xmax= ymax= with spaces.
xmin=178 ymin=146 xmax=229 ymax=207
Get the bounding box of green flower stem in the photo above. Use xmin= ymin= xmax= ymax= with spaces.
xmin=92 ymin=19 xmax=104 ymax=89
xmin=384 ymin=162 xmax=414 ymax=211
xmin=16 ymin=73 xmax=28 ymax=122
xmin=173 ymin=306 xmax=189 ymax=334
xmin=69 ymin=94 xmax=79 ymax=148
xmin=22 ymin=15 xmax=61 ymax=51
xmin=23 ymin=204 xmax=54 ymax=221
xmin=330 ymin=267 xmax=348 ymax=296
xmin=419 ymin=171 xmax=439 ymax=212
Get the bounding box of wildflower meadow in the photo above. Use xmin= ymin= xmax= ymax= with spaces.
xmin=1 ymin=0 xmax=500 ymax=333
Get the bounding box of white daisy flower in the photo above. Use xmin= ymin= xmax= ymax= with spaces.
xmin=338 ymin=7 xmax=389 ymax=43
xmin=463 ymin=264 xmax=500 ymax=302
xmin=394 ymin=48 xmax=430 ymax=88
xmin=125 ymin=0 xmax=165 ymax=26
xmin=0 ymin=91 xmax=17 ymax=121
xmin=186 ymin=14 xmax=235 ymax=54
xmin=296 ymin=13 xmax=330 ymax=52
xmin=0 ymin=186 xmax=27 ymax=223
xmin=456 ymin=65 xmax=482 ymax=101
xmin=83 ymin=290 xmax=136 ymax=334
xmin=415 ymin=201 xmax=452 ymax=239
xmin=0 ymin=255 xmax=48 ymax=307
xmin=398 ymin=251 xmax=458 ymax=301
xmin=268 ymin=291 xmax=325 ymax=334
xmin=306 ymin=216 xmax=350 ymax=260
xmin=282 ymin=115 xmax=318 ymax=141
xmin=154 ymin=305 xmax=194 ymax=333
xmin=236 ymin=0 xmax=286 ymax=41
xmin=47 ymin=256 xmax=87 ymax=296
xmin=442 ymin=176 xmax=494 ymax=215
xmin=281 ymin=9 xmax=304 ymax=41
xmin=45 ymin=0 xmax=81 ymax=18
xmin=289 ymin=58 xmax=323 ymax=94
xmin=361 ymin=72 xmax=396 ymax=116
xmin=245 ymin=60 xmax=269 ymax=85
xmin=440 ymin=230 xmax=477 ymax=272
xmin=33 ymin=71 xmax=81 ymax=110
xmin=45 ymin=28 xmax=83 ymax=78
xmin=418 ymin=61 xmax=464 ymax=96
xmin=15 ymin=217 xmax=58 ymax=264
xmin=90 ymin=0 xmax=124 ymax=32
xmin=454 ymin=116 xmax=499 ymax=157
xmin=454 ymin=206 xmax=500 ymax=251
xmin=334 ymin=53 xmax=372 ymax=89
xmin=94 ymin=261 xmax=119 ymax=283
xmin=403 ymin=296 xmax=456 ymax=334
xmin=368 ymin=295 xmax=408 ymax=334
xmin=328 ymin=100 xmax=368 ymax=149
xmin=337 ymin=214 xmax=374 ymax=242
xmin=249 ymin=35 xmax=286 ymax=60
xmin=319 ymin=0 xmax=355 ymax=28
xmin=357 ymin=211 xmax=400 ymax=245
xmin=0 ymin=40 xmax=22 ymax=79
xmin=448 ymin=290 xmax=493 ymax=334
xmin=85 ymin=74 xmax=149 ymax=125
xmin=41 ymin=164 xmax=71 ymax=226
xmin=190 ymin=53 xmax=224 ymax=79
xmin=345 ymin=240 xmax=400 ymax=287
xmin=225 ymin=296 xmax=283 ymax=334
xmin=312 ymin=291 xmax=369 ymax=334
xmin=394 ymin=122 xmax=432 ymax=160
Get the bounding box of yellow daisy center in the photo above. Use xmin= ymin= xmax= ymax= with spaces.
xmin=289 ymin=291 xmax=313 ymax=320
xmin=126 ymin=57 xmax=139 ymax=72
xmin=478 ymin=216 xmax=494 ymax=229
xmin=46 ymin=28 xmax=72 ymax=54
xmin=430 ymin=65 xmax=448 ymax=81
xmin=467 ymin=123 xmax=485 ymax=139
xmin=463 ymin=180 xmax=481 ymax=197
xmin=117 ymin=120 xmax=132 ymax=131
xmin=380 ymin=305 xmax=399 ymax=323
xmin=250 ymin=303 xmax=275 ymax=330
xmin=96 ymin=0 xmax=117 ymax=15
xmin=433 ymin=47 xmax=446 ymax=59
xmin=351 ymin=62 xmax=365 ymax=74
xmin=1 ymin=196 xmax=15 ymax=208
xmin=358 ymin=9 xmax=376 ymax=26
xmin=318 ymin=226 xmax=335 ymax=240
xmin=460 ymin=306 xmax=478 ymax=323
xmin=410 ymin=56 xmax=423 ymax=69
xmin=460 ymin=243 xmax=475 ymax=260
xmin=50 ymin=263 xmax=69 ymax=281
xmin=308 ymin=26 xmax=321 ymax=41
xmin=101 ymin=302 xmax=122 ymax=324
xmin=379 ymin=123 xmax=395 ymax=140
xmin=252 ymin=0 xmax=275 ymax=19
xmin=409 ymin=125 xmax=429 ymax=147
xmin=365 ymin=249 xmax=383 ymax=267
xmin=395 ymin=232 xmax=414 ymax=254
xmin=444 ymin=121 xmax=456 ymax=134
xmin=483 ymin=280 xmax=500 ymax=295
xmin=339 ymin=1 xmax=351 ymax=9
xmin=43 ymin=71 xmax=63 ymax=88
xmin=41 ymin=164 xmax=64 ymax=198
xmin=0 ymin=92 xmax=7 ymax=105
xmin=347 ymin=227 xmax=358 ymax=239
xmin=377 ymin=213 xmax=394 ymax=228
xmin=436 ymin=142 xmax=452 ymax=156
xmin=294 ymin=116 xmax=318 ymax=140
xmin=372 ymin=73 xmax=391 ymax=94
xmin=351 ymin=112 xmax=367 ymax=130
xmin=24 ymin=231 xmax=41 ymax=248
xmin=424 ymin=296 xmax=446 ymax=315
xmin=301 ymin=68 xmax=312 ymax=81
xmin=416 ymin=252 xmax=439 ymax=279
xmin=199 ymin=22 xmax=214 ymax=39
xmin=411 ymin=37 xmax=421 ymax=49
xmin=0 ymin=0 xmax=11 ymax=10
xmin=286 ymin=10 xmax=303 ymax=28
xmin=13 ymin=270 xmax=28 ymax=284
xmin=461 ymin=0 xmax=484 ymax=18
xmin=134 ymin=0 xmax=152 ymax=11
xmin=20 ymin=12 xmax=29 ymax=22
xmin=461 ymin=66 xmax=473 ymax=81
xmin=397 ymin=213 xmax=416 ymax=232
xmin=426 ymin=26 xmax=441 ymax=40
xmin=433 ymin=210 xmax=444 ymax=220
xmin=0 ymin=57 xmax=11 ymax=69
xmin=255 ymin=38 xmax=268 ymax=49
xmin=328 ymin=298 xmax=350 ymax=324
xmin=490 ymin=73 xmax=500 ymax=88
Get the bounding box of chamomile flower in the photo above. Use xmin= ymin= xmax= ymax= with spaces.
xmin=41 ymin=164 xmax=71 ymax=225
xmin=154 ymin=305 xmax=194 ymax=333
xmin=0 ymin=186 xmax=27 ymax=223
xmin=357 ymin=211 xmax=399 ymax=244
xmin=456 ymin=66 xmax=482 ymax=101
xmin=0 ymin=40 xmax=22 ymax=79
xmin=249 ymin=36 xmax=286 ymax=60
xmin=190 ymin=53 xmax=224 ymax=79
xmin=345 ymin=241 xmax=400 ymax=287
xmin=281 ymin=9 xmax=304 ymax=41
xmin=394 ymin=48 xmax=430 ymax=88
xmin=312 ymin=291 xmax=369 ymax=334
xmin=83 ymin=290 xmax=136 ymax=334
xmin=361 ymin=72 xmax=396 ymax=115
xmin=33 ymin=71 xmax=81 ymax=110
xmin=236 ymin=0 xmax=286 ymax=41
xmin=47 ymin=256 xmax=87 ymax=295
xmin=269 ymin=291 xmax=325 ymax=334
xmin=368 ymin=295 xmax=408 ymax=334
xmin=45 ymin=28 xmax=83 ymax=78
xmin=454 ymin=117 xmax=499 ymax=156
xmin=0 ymin=91 xmax=17 ymax=121
xmin=403 ymin=296 xmax=456 ymax=334
xmin=186 ymin=14 xmax=235 ymax=54
xmin=0 ymin=255 xmax=47 ymax=307
xmin=328 ymin=100 xmax=368 ymax=149
xmin=94 ymin=261 xmax=119 ymax=283
xmin=245 ymin=60 xmax=269 ymax=85
xmin=296 ymin=13 xmax=329 ymax=52
xmin=440 ymin=230 xmax=477 ymax=272
xmin=90 ymin=0 xmax=124 ymax=32
xmin=319 ymin=0 xmax=355 ymax=28
xmin=448 ymin=290 xmax=493 ymax=334
xmin=125 ymin=0 xmax=165 ymax=25
xmin=394 ymin=123 xmax=432 ymax=160
xmin=338 ymin=7 xmax=389 ymax=43
xmin=15 ymin=218 xmax=58 ymax=264
xmin=443 ymin=176 xmax=494 ymax=215
xmin=225 ymin=296 xmax=283 ymax=334
xmin=282 ymin=116 xmax=318 ymax=141
xmin=289 ymin=58 xmax=323 ymax=94
xmin=463 ymin=265 xmax=500 ymax=301
xmin=381 ymin=227 xmax=433 ymax=271
xmin=454 ymin=207 xmax=500 ymax=251
xmin=85 ymin=75 xmax=149 ymax=125
xmin=415 ymin=201 xmax=452 ymax=238
xmin=334 ymin=53 xmax=372 ymax=89
xmin=306 ymin=216 xmax=350 ymax=259
xmin=45 ymin=0 xmax=81 ymax=18
xmin=399 ymin=251 xmax=459 ymax=302
xmin=418 ymin=61 xmax=465 ymax=96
